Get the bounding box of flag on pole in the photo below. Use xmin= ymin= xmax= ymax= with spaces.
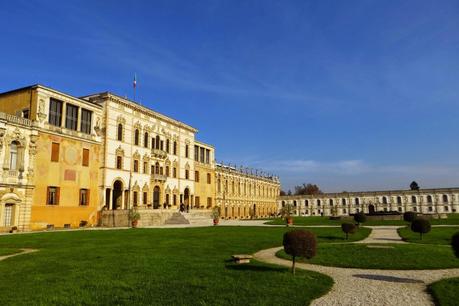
xmin=133 ymin=73 xmax=137 ymax=88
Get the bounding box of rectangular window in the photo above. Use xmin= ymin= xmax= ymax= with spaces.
xmin=173 ymin=167 xmax=177 ymax=178
xmin=65 ymin=104 xmax=78 ymax=130
xmin=22 ymin=109 xmax=30 ymax=119
xmin=173 ymin=142 xmax=177 ymax=155
xmin=205 ymin=149 xmax=210 ymax=164
xmin=51 ymin=143 xmax=60 ymax=162
xmin=207 ymin=173 xmax=211 ymax=184
xmin=143 ymin=162 xmax=148 ymax=174
xmin=195 ymin=196 xmax=200 ymax=206
xmin=116 ymin=156 xmax=122 ymax=169
xmin=185 ymin=169 xmax=189 ymax=180
xmin=166 ymin=140 xmax=170 ymax=153
xmin=185 ymin=145 xmax=189 ymax=158
xmin=134 ymin=160 xmax=139 ymax=173
xmin=207 ymin=197 xmax=212 ymax=207
xmin=200 ymin=147 xmax=205 ymax=163
xmin=160 ymin=140 xmax=164 ymax=151
xmin=49 ymin=98 xmax=63 ymax=126
xmin=80 ymin=109 xmax=92 ymax=134
xmin=133 ymin=191 xmax=138 ymax=205
xmin=143 ymin=192 xmax=147 ymax=205
xmin=47 ymin=186 xmax=60 ymax=205
xmin=166 ymin=194 xmax=170 ymax=205
xmin=194 ymin=145 xmax=199 ymax=161
xmin=165 ymin=166 xmax=170 ymax=177
xmin=79 ymin=189 xmax=89 ymax=206
xmin=82 ymin=149 xmax=89 ymax=166
xmin=195 ymin=171 xmax=199 ymax=182
xmin=151 ymin=137 xmax=155 ymax=149
xmin=173 ymin=194 xmax=177 ymax=205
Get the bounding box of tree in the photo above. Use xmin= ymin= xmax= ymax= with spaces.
xmin=403 ymin=211 xmax=417 ymax=223
xmin=410 ymin=181 xmax=420 ymax=191
xmin=354 ymin=212 xmax=367 ymax=226
xmin=283 ymin=230 xmax=317 ymax=275
xmin=294 ymin=183 xmax=322 ymax=196
xmin=411 ymin=218 xmax=431 ymax=240
xmin=341 ymin=222 xmax=357 ymax=240
xmin=287 ymin=190 xmax=292 ymax=196
xmin=452 ymin=232 xmax=459 ymax=258
xmin=279 ymin=190 xmax=286 ymax=196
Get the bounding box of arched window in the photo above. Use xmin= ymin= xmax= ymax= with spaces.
xmin=443 ymin=194 xmax=448 ymax=203
xmin=342 ymin=198 xmax=346 ymax=205
xmin=134 ymin=129 xmax=140 ymax=145
xmin=117 ymin=124 xmax=123 ymax=141
xmin=397 ymin=196 xmax=402 ymax=204
xmin=144 ymin=132 xmax=149 ymax=148
xmin=427 ymin=195 xmax=432 ymax=203
xmin=355 ymin=198 xmax=360 ymax=205
xmin=9 ymin=141 xmax=18 ymax=170
xmin=411 ymin=196 xmax=417 ymax=204
xmin=305 ymin=200 xmax=309 ymax=206
xmin=293 ymin=200 xmax=297 ymax=207
xmin=329 ymin=199 xmax=333 ymax=206
xmin=173 ymin=141 xmax=177 ymax=154
xmin=317 ymin=199 xmax=321 ymax=206
xmin=155 ymin=136 xmax=160 ymax=150
xmin=166 ymin=139 xmax=170 ymax=153
xmin=382 ymin=197 xmax=388 ymax=204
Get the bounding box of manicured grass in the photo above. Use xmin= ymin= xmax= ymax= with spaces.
xmin=277 ymin=243 xmax=459 ymax=270
xmin=398 ymin=226 xmax=459 ymax=245
xmin=429 ymin=277 xmax=459 ymax=306
xmin=265 ymin=214 xmax=459 ymax=226
xmin=0 ymin=226 xmax=364 ymax=305
xmin=0 ymin=248 xmax=21 ymax=256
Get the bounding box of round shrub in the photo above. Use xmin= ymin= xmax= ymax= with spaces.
xmin=354 ymin=212 xmax=367 ymax=225
xmin=341 ymin=222 xmax=357 ymax=240
xmin=283 ymin=230 xmax=317 ymax=274
xmin=403 ymin=211 xmax=417 ymax=223
xmin=410 ymin=218 xmax=431 ymax=240
xmin=452 ymin=232 xmax=459 ymax=258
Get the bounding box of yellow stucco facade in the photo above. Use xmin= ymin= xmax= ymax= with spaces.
xmin=193 ymin=141 xmax=215 ymax=209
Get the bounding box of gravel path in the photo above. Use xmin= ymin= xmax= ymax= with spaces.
xmin=254 ymin=226 xmax=459 ymax=305
xmin=354 ymin=226 xmax=406 ymax=244
xmin=0 ymin=248 xmax=38 ymax=261
xmin=254 ymin=246 xmax=459 ymax=306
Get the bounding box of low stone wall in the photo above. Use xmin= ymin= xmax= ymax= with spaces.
xmin=100 ymin=209 xmax=177 ymax=227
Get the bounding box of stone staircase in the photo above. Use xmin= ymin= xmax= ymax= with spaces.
xmin=164 ymin=212 xmax=190 ymax=225
xmin=183 ymin=210 xmax=213 ymax=226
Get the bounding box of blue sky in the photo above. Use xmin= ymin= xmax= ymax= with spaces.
xmin=1 ymin=0 xmax=458 ymax=192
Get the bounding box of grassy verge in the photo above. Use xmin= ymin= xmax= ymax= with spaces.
xmin=265 ymin=214 xmax=459 ymax=226
xmin=277 ymin=243 xmax=459 ymax=270
xmin=0 ymin=226 xmax=356 ymax=305
xmin=0 ymin=248 xmax=21 ymax=256
xmin=398 ymin=226 xmax=459 ymax=245
xmin=429 ymin=277 xmax=459 ymax=306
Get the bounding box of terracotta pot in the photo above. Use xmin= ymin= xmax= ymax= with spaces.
xmin=213 ymin=218 xmax=219 ymax=226
xmin=131 ymin=220 xmax=139 ymax=228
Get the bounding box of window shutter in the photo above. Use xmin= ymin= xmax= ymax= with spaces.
xmin=82 ymin=149 xmax=89 ymax=166
xmin=51 ymin=143 xmax=60 ymax=162
xmin=46 ymin=187 xmax=50 ymax=204
xmin=87 ymin=189 xmax=90 ymax=205
xmin=56 ymin=187 xmax=60 ymax=205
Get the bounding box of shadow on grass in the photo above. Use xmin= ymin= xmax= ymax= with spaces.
xmin=318 ymin=235 xmax=345 ymax=241
xmin=225 ymin=263 xmax=289 ymax=273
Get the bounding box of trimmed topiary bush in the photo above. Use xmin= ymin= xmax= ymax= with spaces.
xmin=283 ymin=230 xmax=317 ymax=275
xmin=341 ymin=222 xmax=357 ymax=240
xmin=452 ymin=232 xmax=459 ymax=258
xmin=403 ymin=211 xmax=417 ymax=223
xmin=411 ymin=218 xmax=431 ymax=240
xmin=354 ymin=212 xmax=367 ymax=226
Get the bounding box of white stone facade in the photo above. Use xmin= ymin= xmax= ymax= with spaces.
xmin=0 ymin=113 xmax=37 ymax=231
xmin=278 ymin=188 xmax=459 ymax=216
xmin=84 ymin=93 xmax=197 ymax=210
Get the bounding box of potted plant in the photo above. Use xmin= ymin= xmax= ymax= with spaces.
xmin=280 ymin=203 xmax=294 ymax=226
xmin=211 ymin=207 xmax=221 ymax=225
xmin=129 ymin=209 xmax=140 ymax=228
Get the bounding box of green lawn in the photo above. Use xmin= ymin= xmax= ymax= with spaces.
xmin=0 ymin=248 xmax=21 ymax=256
xmin=398 ymin=226 xmax=459 ymax=245
xmin=265 ymin=214 xmax=459 ymax=226
xmin=429 ymin=277 xmax=459 ymax=306
xmin=277 ymin=243 xmax=459 ymax=270
xmin=0 ymin=226 xmax=368 ymax=305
